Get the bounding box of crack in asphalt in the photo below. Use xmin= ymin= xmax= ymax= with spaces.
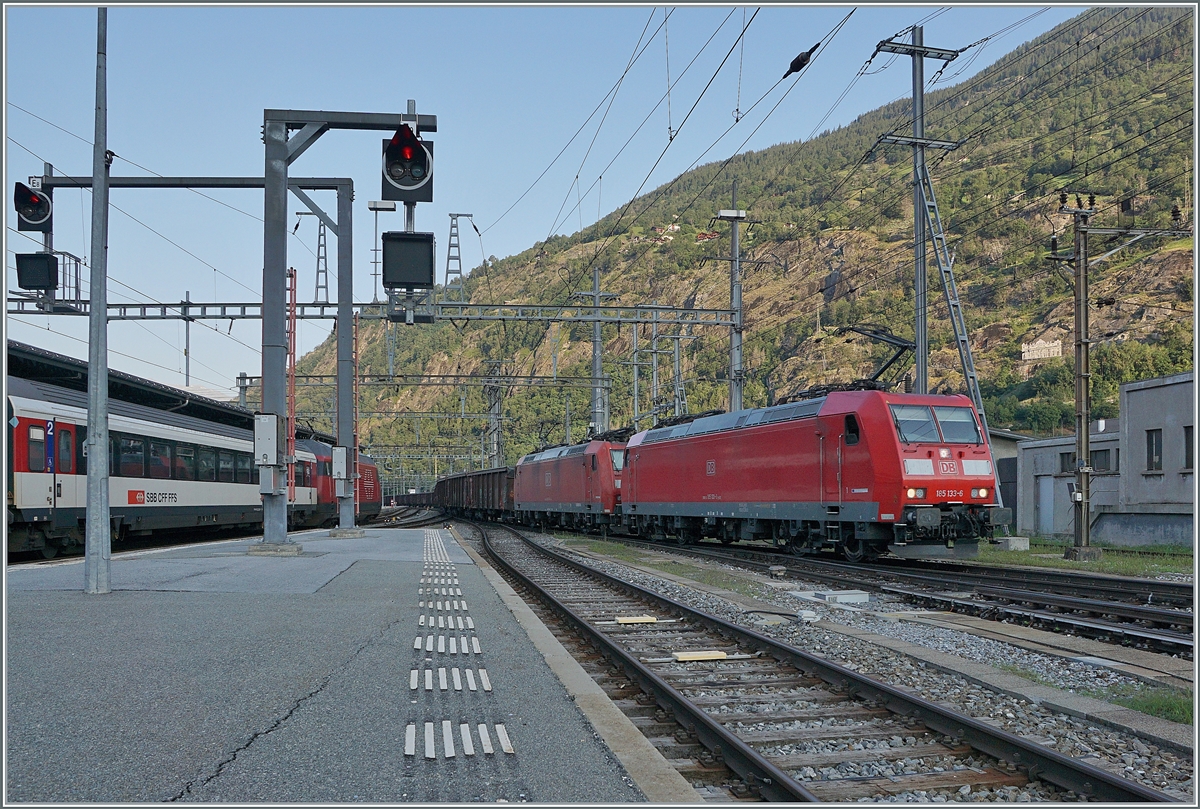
xmin=166 ymin=614 xmax=405 ymax=801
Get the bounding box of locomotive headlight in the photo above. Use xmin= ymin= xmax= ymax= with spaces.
xmin=907 ymin=488 xmax=916 ymax=498
xmin=906 ymin=487 xmax=927 ymax=499
xmin=975 ymin=487 xmax=988 ymax=499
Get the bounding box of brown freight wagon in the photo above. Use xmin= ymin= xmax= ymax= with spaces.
xmin=433 ymin=466 xmax=515 ymax=521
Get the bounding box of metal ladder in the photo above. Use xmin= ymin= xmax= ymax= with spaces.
xmin=916 ymin=164 xmax=1003 ymax=510
xmin=313 ymin=219 xmax=329 ymax=304
xmin=442 ymin=214 xmax=469 ymax=302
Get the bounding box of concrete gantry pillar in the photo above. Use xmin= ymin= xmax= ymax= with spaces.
xmin=260 ymin=117 xmax=291 ymax=546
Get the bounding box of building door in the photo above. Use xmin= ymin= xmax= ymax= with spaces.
xmin=1036 ymin=475 xmax=1054 ymax=535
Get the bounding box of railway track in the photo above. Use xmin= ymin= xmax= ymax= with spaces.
xmin=868 ymin=558 xmax=1193 ymax=607
xmin=576 ymin=536 xmax=1193 ymax=654
xmin=471 ymin=520 xmax=1175 ymax=803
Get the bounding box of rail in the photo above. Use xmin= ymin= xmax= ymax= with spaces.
xmin=477 ymin=522 xmax=1176 ymax=803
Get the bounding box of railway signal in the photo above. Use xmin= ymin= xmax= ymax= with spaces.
xmin=381 ymin=124 xmax=433 ymax=203
xmin=15 ymin=252 xmax=58 ymax=291
xmin=381 ymin=230 xmax=436 ymax=289
xmin=14 ymin=181 xmax=53 ymax=231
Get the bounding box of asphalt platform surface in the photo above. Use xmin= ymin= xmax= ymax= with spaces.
xmin=5 ymin=527 xmax=645 ymax=803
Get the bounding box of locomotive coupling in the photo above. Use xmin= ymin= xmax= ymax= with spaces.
xmin=910 ymin=507 xmax=941 ymax=528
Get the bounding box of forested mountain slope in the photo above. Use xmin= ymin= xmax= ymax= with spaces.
xmin=296 ymin=7 xmax=1194 ymax=484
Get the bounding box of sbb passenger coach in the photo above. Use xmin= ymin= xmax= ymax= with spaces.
xmin=7 ymin=376 xmax=382 ymax=557
xmin=433 ymin=388 xmax=1010 ymax=561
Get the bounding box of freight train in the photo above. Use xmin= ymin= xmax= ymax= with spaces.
xmin=7 ymin=375 xmax=382 ymax=557
xmin=433 ymin=387 xmax=1011 ymax=561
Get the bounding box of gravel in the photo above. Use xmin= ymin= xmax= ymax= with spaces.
xmin=509 ymin=532 xmax=1195 ymax=801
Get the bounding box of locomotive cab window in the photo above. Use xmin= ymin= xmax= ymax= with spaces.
xmin=28 ymin=425 xmax=45 ymax=472
xmin=591 ymin=454 xmax=597 ymax=471
xmin=889 ymin=405 xmax=940 ymax=444
xmin=844 ymin=415 xmax=860 ymax=445
xmin=610 ymin=449 xmax=625 ymax=471
xmin=933 ymin=406 xmax=982 ymax=444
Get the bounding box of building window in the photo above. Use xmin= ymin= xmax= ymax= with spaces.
xmin=1186 ymin=426 xmax=1194 ymax=471
xmin=1059 ymin=451 xmax=1076 ymax=474
xmin=1092 ymin=448 xmax=1111 ymax=472
xmin=1146 ymin=429 xmax=1163 ymax=471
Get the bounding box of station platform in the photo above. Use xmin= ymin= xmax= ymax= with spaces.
xmin=5 ymin=527 xmax=697 ymax=803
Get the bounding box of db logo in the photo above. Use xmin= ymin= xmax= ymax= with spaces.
xmin=939 ymin=461 xmax=958 ymax=475
xmin=128 ymin=490 xmax=145 ymax=504
xmin=706 ymin=460 xmax=716 ymax=476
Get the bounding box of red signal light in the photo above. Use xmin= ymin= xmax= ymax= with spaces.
xmin=14 ymin=181 xmax=53 ymax=230
xmin=382 ymin=122 xmax=432 ymax=201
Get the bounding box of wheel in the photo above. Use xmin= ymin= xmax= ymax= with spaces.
xmin=841 ymin=536 xmax=876 ymax=563
xmin=41 ymin=542 xmax=58 ymax=560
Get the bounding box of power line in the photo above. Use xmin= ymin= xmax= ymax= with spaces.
xmin=6 ymin=102 xmax=319 ymax=262
xmin=9 ymin=315 xmax=235 ymax=392
xmin=547 ymin=8 xmax=739 ymax=236
xmin=481 ymin=8 xmax=669 ymax=236
xmin=566 ymin=8 xmax=855 ymax=304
